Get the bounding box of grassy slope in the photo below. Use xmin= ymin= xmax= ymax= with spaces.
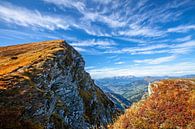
xmin=0 ymin=40 xmax=65 ymax=75
xmin=0 ymin=40 xmax=65 ymax=90
xmin=110 ymin=79 xmax=195 ymax=129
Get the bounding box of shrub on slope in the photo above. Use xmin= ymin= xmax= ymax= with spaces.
xmin=110 ymin=79 xmax=195 ymax=129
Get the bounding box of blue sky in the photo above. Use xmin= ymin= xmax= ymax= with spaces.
xmin=0 ymin=0 xmax=195 ymax=78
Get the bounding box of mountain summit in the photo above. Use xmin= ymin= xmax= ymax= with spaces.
xmin=0 ymin=40 xmax=118 ymax=129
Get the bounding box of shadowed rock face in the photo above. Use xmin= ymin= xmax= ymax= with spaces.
xmin=0 ymin=40 xmax=118 ymax=129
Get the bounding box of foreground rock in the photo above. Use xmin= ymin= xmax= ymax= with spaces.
xmin=0 ymin=40 xmax=118 ymax=129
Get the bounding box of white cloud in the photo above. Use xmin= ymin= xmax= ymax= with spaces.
xmin=167 ymin=25 xmax=195 ymax=33
xmin=70 ymin=39 xmax=118 ymax=55
xmin=0 ymin=1 xmax=111 ymax=37
xmin=175 ymin=35 xmax=192 ymax=42
xmin=113 ymin=37 xmax=148 ymax=44
xmin=104 ymin=40 xmax=195 ymax=56
xmin=175 ymin=40 xmax=195 ymax=48
xmin=43 ymin=0 xmax=190 ymax=38
xmin=133 ymin=55 xmax=176 ymax=64
xmin=115 ymin=61 xmax=125 ymax=65
xmin=43 ymin=0 xmax=85 ymax=12
xmin=70 ymin=39 xmax=116 ymax=47
xmin=2 ymin=0 xmax=192 ymax=39
xmin=169 ymin=40 xmax=195 ymax=54
xmin=124 ymin=44 xmax=168 ymax=53
xmin=92 ymin=0 xmax=112 ymax=5
xmin=118 ymin=26 xmax=164 ymax=37
xmin=0 ymin=3 xmax=69 ymax=30
xmin=82 ymin=12 xmax=127 ymax=28
xmin=131 ymin=49 xmax=169 ymax=55
xmin=44 ymin=0 xmax=127 ymax=28
xmin=85 ymin=66 xmax=96 ymax=70
xmin=88 ymin=62 xmax=195 ymax=79
xmin=105 ymin=44 xmax=168 ymax=54
xmin=73 ymin=47 xmax=86 ymax=52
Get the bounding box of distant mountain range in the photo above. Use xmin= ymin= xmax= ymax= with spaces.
xmin=95 ymin=74 xmax=195 ymax=109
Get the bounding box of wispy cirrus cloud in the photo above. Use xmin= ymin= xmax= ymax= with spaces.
xmin=1 ymin=0 xmax=193 ymax=39
xmin=115 ymin=61 xmax=125 ymax=65
xmin=43 ymin=0 xmax=85 ymax=13
xmin=105 ymin=44 xmax=169 ymax=54
xmin=167 ymin=25 xmax=195 ymax=33
xmin=175 ymin=40 xmax=195 ymax=48
xmin=92 ymin=0 xmax=112 ymax=5
xmin=70 ymin=39 xmax=116 ymax=47
xmin=117 ymin=26 xmax=164 ymax=37
xmin=175 ymin=35 xmax=192 ymax=42
xmin=43 ymin=0 xmax=127 ymax=28
xmin=73 ymin=47 xmax=87 ymax=52
xmin=43 ymin=0 xmax=192 ymax=38
xmin=75 ymin=39 xmax=195 ymax=57
xmin=133 ymin=55 xmax=176 ymax=64
xmin=0 ymin=1 xmax=109 ymax=37
xmin=105 ymin=40 xmax=195 ymax=55
xmin=0 ymin=3 xmax=69 ymax=30
xmin=85 ymin=66 xmax=96 ymax=70
xmin=70 ymin=39 xmax=117 ymax=54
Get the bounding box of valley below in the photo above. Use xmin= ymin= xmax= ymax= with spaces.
xmin=95 ymin=75 xmax=195 ymax=111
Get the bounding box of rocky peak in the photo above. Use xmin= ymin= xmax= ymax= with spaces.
xmin=0 ymin=40 xmax=118 ymax=129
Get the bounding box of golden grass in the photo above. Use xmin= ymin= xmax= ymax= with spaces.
xmin=0 ymin=40 xmax=65 ymax=75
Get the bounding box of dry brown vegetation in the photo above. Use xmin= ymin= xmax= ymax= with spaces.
xmin=0 ymin=40 xmax=66 ymax=91
xmin=0 ymin=40 xmax=65 ymax=75
xmin=110 ymin=79 xmax=195 ymax=129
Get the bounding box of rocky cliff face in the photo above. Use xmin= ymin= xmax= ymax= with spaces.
xmin=0 ymin=40 xmax=118 ymax=129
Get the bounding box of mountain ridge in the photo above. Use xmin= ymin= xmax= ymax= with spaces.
xmin=0 ymin=40 xmax=119 ymax=129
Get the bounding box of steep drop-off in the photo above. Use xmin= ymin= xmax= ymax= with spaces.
xmin=96 ymin=76 xmax=149 ymax=103
xmin=0 ymin=40 xmax=118 ymax=129
xmin=105 ymin=92 xmax=131 ymax=111
xmin=110 ymin=79 xmax=195 ymax=129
